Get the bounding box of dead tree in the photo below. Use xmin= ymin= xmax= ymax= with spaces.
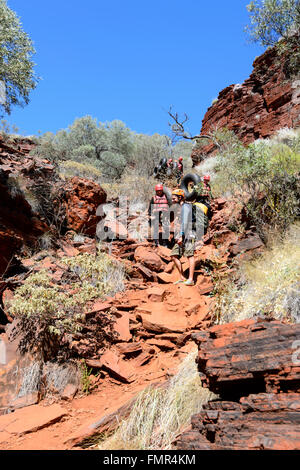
xmin=167 ymin=106 xmax=220 ymax=149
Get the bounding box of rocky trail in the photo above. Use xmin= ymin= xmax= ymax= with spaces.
xmin=0 ymin=185 xmax=268 ymax=450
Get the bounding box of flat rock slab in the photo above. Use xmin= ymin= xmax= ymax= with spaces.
xmin=112 ymin=312 xmax=131 ymax=342
xmin=138 ymin=306 xmax=188 ymax=334
xmin=100 ymin=350 xmax=136 ymax=383
xmin=146 ymin=286 xmax=167 ymax=302
xmin=0 ymin=404 xmax=67 ymax=436
xmin=192 ymin=319 xmax=300 ymax=397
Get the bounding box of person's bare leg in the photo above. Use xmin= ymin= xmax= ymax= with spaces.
xmin=187 ymin=256 xmax=195 ymax=282
xmin=172 ymin=256 xmax=185 ymax=281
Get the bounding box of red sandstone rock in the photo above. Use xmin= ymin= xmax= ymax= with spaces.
xmin=146 ymin=286 xmax=166 ymax=302
xmin=103 ymin=219 xmax=128 ymax=240
xmin=134 ymin=246 xmax=164 ymax=272
xmin=100 ymin=350 xmax=135 ymax=383
xmin=116 ymin=342 xmax=143 ymax=356
xmin=64 ymin=177 xmax=107 ymax=235
xmin=196 ymin=277 xmax=214 ymax=295
xmin=192 ymin=319 xmax=300 ymax=396
xmin=146 ymin=338 xmax=175 ymax=351
xmin=112 ymin=311 xmax=131 ymax=342
xmin=0 ymin=403 xmax=67 ymax=436
xmin=176 ymin=320 xmax=300 ymax=450
xmin=228 ymin=233 xmax=264 ymax=256
xmin=157 ymin=271 xmax=179 ymax=284
xmin=192 ymin=46 xmax=300 ymax=164
xmin=156 ymin=245 xmax=172 ymax=261
xmin=176 ymin=393 xmax=300 ymax=450
xmin=134 ymin=263 xmax=155 ymax=281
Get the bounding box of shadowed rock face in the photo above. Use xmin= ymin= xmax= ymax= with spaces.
xmin=0 ymin=136 xmax=107 ymax=276
xmin=192 ymin=46 xmax=300 ymax=165
xmin=0 ymin=137 xmax=50 ymax=276
xmin=175 ymin=320 xmax=300 ymax=450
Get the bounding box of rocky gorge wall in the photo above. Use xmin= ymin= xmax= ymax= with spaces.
xmin=0 ymin=136 xmax=106 ymax=278
xmin=175 ymin=319 xmax=300 ymax=450
xmin=192 ymin=46 xmax=300 ymax=165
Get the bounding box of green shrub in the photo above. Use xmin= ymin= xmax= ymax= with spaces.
xmin=0 ymin=1 xmax=38 ymax=116
xmin=9 ymin=252 xmax=125 ymax=360
xmin=212 ymin=127 xmax=300 ymax=237
xmin=31 ymin=116 xmax=194 ymax=183
xmin=245 ymin=1 xmax=300 ymax=77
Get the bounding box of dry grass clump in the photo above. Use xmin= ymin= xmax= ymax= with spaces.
xmin=216 ymin=223 xmax=300 ymax=324
xmin=59 ymin=160 xmax=102 ymax=183
xmin=102 ymin=170 xmax=157 ymax=209
xmin=98 ymin=350 xmax=215 ymax=450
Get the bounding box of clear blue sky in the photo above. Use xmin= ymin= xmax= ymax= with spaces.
xmin=5 ymin=0 xmax=264 ymax=137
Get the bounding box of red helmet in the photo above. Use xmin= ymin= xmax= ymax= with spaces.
xmin=203 ymin=174 xmax=210 ymax=181
xmin=155 ymin=184 xmax=163 ymax=191
xmin=168 ymin=158 xmax=173 ymax=163
xmin=179 ymin=156 xmax=183 ymax=161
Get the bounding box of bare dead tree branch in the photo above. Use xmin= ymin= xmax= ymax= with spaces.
xmin=167 ymin=106 xmax=220 ymax=148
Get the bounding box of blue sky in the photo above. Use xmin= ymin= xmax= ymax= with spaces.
xmin=5 ymin=0 xmax=264 ymax=138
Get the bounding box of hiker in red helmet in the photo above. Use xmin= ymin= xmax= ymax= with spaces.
xmin=174 ymin=156 xmax=184 ymax=183
xmin=202 ymin=174 xmax=212 ymax=200
xmin=148 ymin=184 xmax=170 ymax=247
xmin=178 ymin=156 xmax=184 ymax=173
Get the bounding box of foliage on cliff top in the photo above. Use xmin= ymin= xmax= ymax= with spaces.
xmin=0 ymin=0 xmax=38 ymax=116
xmin=30 ymin=115 xmax=193 ymax=182
xmin=245 ymin=0 xmax=300 ymax=76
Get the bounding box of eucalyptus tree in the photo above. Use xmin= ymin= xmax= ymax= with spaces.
xmin=0 ymin=0 xmax=38 ymax=116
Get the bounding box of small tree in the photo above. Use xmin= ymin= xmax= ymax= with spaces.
xmin=32 ymin=116 xmax=135 ymax=179
xmin=245 ymin=0 xmax=300 ymax=75
xmin=0 ymin=0 xmax=38 ymax=116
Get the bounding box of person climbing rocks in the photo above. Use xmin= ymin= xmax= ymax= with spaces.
xmin=169 ymin=188 xmax=184 ymax=245
xmin=154 ymin=157 xmax=168 ymax=179
xmin=202 ymin=175 xmax=212 ymax=199
xmin=175 ymin=156 xmax=184 ymax=183
xmin=148 ymin=184 xmax=170 ymax=247
xmin=170 ymin=188 xmax=196 ymax=286
xmin=178 ymin=156 xmax=184 ymax=173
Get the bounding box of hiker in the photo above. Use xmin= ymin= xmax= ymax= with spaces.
xmin=174 ymin=156 xmax=184 ymax=183
xmin=171 ymin=182 xmax=211 ymax=285
xmin=169 ymin=188 xmax=184 ymax=245
xmin=148 ymin=184 xmax=169 ymax=247
xmin=203 ymin=175 xmax=212 ymax=199
xmin=178 ymin=156 xmax=184 ymax=174
xmin=170 ymin=188 xmax=196 ymax=286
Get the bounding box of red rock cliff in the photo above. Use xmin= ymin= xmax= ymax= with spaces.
xmin=192 ymin=47 xmax=300 ymax=165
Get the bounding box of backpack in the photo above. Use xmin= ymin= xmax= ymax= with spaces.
xmin=192 ymin=201 xmax=210 ymax=236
